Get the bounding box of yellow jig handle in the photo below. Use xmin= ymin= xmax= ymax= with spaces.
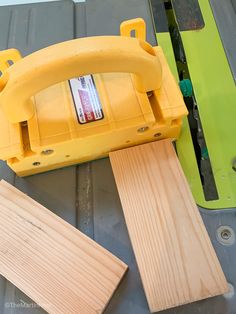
xmin=0 ymin=35 xmax=162 ymax=123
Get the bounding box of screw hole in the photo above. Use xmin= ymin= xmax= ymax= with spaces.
xmin=41 ymin=149 xmax=54 ymax=156
xmin=32 ymin=162 xmax=40 ymax=166
xmin=137 ymin=126 xmax=149 ymax=133
xmin=154 ymin=133 xmax=162 ymax=137
xmin=0 ymin=71 xmax=2 ymax=77
xmin=221 ymin=230 xmax=231 ymax=240
xmin=65 ymin=155 xmax=70 ymax=158
xmin=7 ymin=60 xmax=14 ymax=66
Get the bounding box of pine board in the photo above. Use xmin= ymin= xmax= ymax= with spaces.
xmin=109 ymin=139 xmax=228 ymax=312
xmin=0 ymin=180 xmax=127 ymax=314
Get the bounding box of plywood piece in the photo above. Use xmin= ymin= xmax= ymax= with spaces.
xmin=0 ymin=180 xmax=127 ymax=314
xmin=109 ymin=139 xmax=228 ymax=312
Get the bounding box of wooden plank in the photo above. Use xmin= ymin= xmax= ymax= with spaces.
xmin=0 ymin=180 xmax=127 ymax=314
xmin=109 ymin=139 xmax=228 ymax=313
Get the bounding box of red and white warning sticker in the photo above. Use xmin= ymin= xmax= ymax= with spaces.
xmin=69 ymin=75 xmax=104 ymax=124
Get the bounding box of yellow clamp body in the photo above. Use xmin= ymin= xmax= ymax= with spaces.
xmin=0 ymin=18 xmax=188 ymax=176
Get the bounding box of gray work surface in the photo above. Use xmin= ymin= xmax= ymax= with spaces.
xmin=209 ymin=0 xmax=236 ymax=83
xmin=0 ymin=1 xmax=235 ymax=313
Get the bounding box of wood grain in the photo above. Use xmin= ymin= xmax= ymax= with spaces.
xmin=109 ymin=139 xmax=228 ymax=312
xmin=0 ymin=180 xmax=127 ymax=314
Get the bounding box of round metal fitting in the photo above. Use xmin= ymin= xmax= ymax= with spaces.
xmin=137 ymin=126 xmax=149 ymax=133
xmin=216 ymin=226 xmax=235 ymax=246
xmin=224 ymin=283 xmax=234 ymax=299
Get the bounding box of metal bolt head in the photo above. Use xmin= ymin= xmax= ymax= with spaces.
xmin=216 ymin=226 xmax=235 ymax=246
xmin=137 ymin=126 xmax=149 ymax=133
